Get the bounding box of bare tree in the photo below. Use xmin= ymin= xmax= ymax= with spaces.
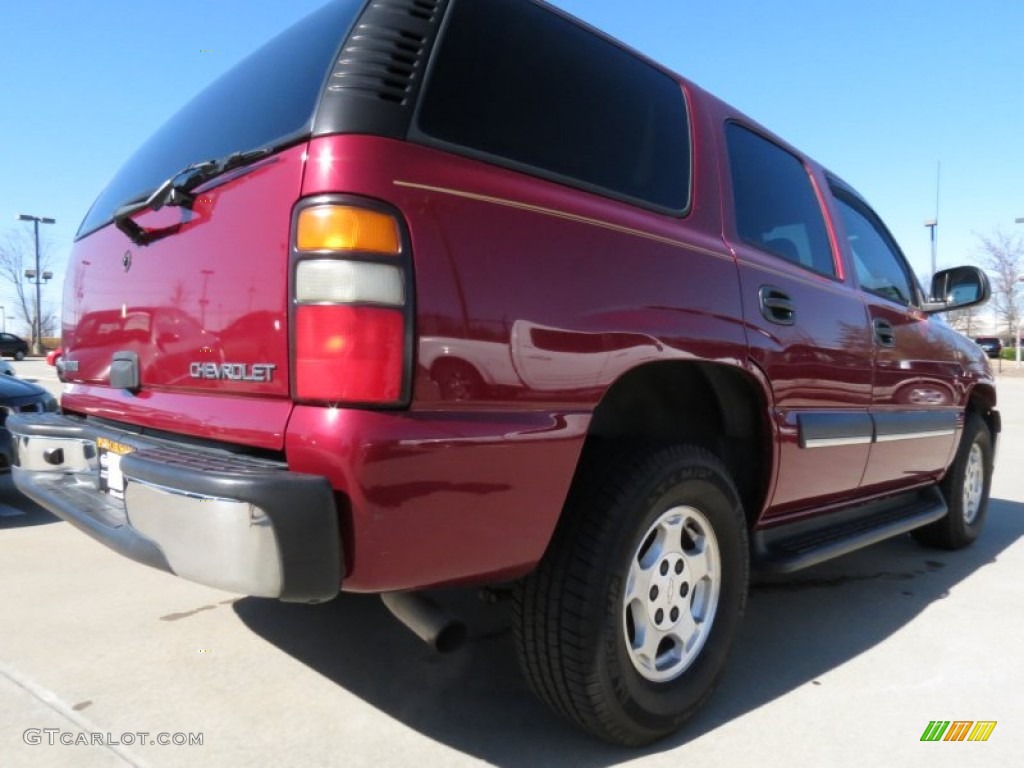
xmin=40 ymin=308 xmax=59 ymax=338
xmin=946 ymin=304 xmax=981 ymax=337
xmin=976 ymin=229 xmax=1024 ymax=338
xmin=169 ymin=279 xmax=190 ymax=309
xmin=0 ymin=228 xmax=56 ymax=341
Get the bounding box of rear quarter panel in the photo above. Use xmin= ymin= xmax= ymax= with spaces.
xmin=302 ymin=130 xmax=747 ymax=409
xmin=297 ymin=91 xmax=753 ymax=589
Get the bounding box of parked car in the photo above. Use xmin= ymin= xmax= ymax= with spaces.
xmin=0 ymin=333 xmax=29 ymax=361
xmin=8 ymin=0 xmax=997 ymax=746
xmin=45 ymin=348 xmax=63 ymax=367
xmin=974 ymin=336 xmax=1002 ymax=358
xmin=57 ymin=307 xmax=217 ymax=386
xmin=0 ymin=376 xmax=57 ymax=470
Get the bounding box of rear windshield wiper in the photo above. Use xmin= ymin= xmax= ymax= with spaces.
xmin=113 ymin=148 xmax=272 ymax=246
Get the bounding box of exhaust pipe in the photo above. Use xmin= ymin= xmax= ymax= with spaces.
xmin=381 ymin=592 xmax=466 ymax=653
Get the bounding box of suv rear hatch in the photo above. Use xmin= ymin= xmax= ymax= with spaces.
xmin=60 ymin=1 xmax=367 ymax=449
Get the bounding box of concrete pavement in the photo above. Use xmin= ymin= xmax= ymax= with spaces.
xmin=1 ymin=361 xmax=1020 ymax=766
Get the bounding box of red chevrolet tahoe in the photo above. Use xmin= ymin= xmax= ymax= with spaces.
xmin=10 ymin=0 xmax=997 ymax=746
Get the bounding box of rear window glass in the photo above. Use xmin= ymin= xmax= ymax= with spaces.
xmin=726 ymin=123 xmax=835 ymax=277
xmin=417 ymin=0 xmax=690 ymax=212
xmin=78 ymin=0 xmax=364 ymax=238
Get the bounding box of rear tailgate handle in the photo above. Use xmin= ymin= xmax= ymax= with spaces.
xmin=873 ymin=318 xmax=896 ymax=347
xmin=759 ymin=286 xmax=795 ymax=325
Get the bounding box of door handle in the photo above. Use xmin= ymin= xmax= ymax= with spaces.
xmin=873 ymin=318 xmax=896 ymax=347
xmin=759 ymin=286 xmax=795 ymax=325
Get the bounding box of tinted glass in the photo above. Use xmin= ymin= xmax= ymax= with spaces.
xmin=833 ymin=194 xmax=915 ymax=306
xmin=726 ymin=124 xmax=834 ymax=276
xmin=78 ymin=0 xmax=364 ymax=238
xmin=418 ymin=0 xmax=690 ymax=211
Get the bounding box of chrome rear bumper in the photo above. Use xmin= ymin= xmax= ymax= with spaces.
xmin=8 ymin=412 xmax=341 ymax=603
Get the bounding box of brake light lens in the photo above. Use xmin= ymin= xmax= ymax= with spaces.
xmin=292 ymin=202 xmax=409 ymax=405
xmin=295 ymin=305 xmax=404 ymax=402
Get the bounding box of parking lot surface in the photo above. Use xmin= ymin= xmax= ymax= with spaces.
xmin=1 ymin=359 xmax=1021 ymax=767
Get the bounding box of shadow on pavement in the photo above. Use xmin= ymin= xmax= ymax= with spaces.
xmin=234 ymin=497 xmax=1023 ymax=766
xmin=0 ymin=474 xmax=58 ymax=528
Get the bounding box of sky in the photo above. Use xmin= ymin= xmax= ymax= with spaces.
xmin=1 ymin=0 xmax=1022 ymax=335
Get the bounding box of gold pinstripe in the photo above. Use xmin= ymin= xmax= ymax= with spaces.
xmin=393 ymin=180 xmax=732 ymax=262
xmin=392 ymin=180 xmax=872 ymax=303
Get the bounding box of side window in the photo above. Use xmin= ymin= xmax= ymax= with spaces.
xmin=725 ymin=124 xmax=835 ymax=277
xmin=418 ymin=0 xmax=690 ymax=211
xmin=832 ymin=193 xmax=916 ymax=306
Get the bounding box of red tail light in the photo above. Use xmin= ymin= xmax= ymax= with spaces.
xmin=294 ymin=306 xmax=404 ymax=402
xmin=291 ymin=200 xmax=411 ymax=405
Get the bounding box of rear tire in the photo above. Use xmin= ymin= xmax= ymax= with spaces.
xmin=912 ymin=414 xmax=992 ymax=550
xmin=513 ymin=444 xmax=748 ymax=745
xmin=14 ymin=350 xmax=25 ymax=361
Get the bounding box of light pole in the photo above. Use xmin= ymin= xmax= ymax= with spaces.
xmin=923 ymin=163 xmax=941 ymax=281
xmin=17 ymin=214 xmax=55 ymax=355
xmin=924 ymin=218 xmax=937 ymax=280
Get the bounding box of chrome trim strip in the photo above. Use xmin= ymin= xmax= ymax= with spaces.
xmin=802 ymin=435 xmax=874 ymax=449
xmin=874 ymin=429 xmax=956 ymax=443
xmin=803 ymin=429 xmax=955 ymax=448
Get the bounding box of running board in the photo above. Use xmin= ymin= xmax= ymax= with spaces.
xmin=752 ymin=486 xmax=947 ymax=573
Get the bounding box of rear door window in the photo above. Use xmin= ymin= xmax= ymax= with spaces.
xmin=725 ymin=123 xmax=835 ymax=277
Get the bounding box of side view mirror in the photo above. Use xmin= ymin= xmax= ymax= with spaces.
xmin=921 ymin=266 xmax=991 ymax=315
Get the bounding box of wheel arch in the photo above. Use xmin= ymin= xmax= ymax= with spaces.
xmin=582 ymin=361 xmax=773 ymax=527
xmin=966 ymin=381 xmax=998 ymax=438
xmin=429 ymin=354 xmax=482 ymax=378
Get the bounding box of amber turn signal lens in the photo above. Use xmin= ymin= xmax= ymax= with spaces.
xmin=296 ymin=205 xmax=400 ymax=254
